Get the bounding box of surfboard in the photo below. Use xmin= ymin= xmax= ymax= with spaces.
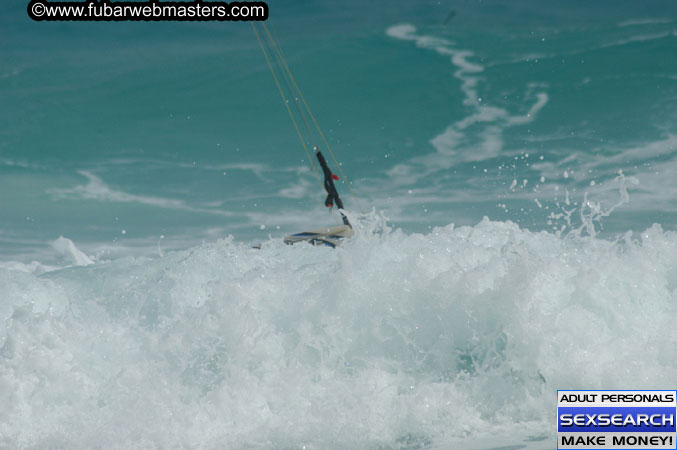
xmin=283 ymin=225 xmax=354 ymax=248
xmin=253 ymin=22 xmax=358 ymax=249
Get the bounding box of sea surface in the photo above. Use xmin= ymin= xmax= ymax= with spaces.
xmin=1 ymin=0 xmax=677 ymax=448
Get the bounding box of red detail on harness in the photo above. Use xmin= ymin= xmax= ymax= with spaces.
xmin=327 ymin=203 xmax=333 ymax=208
xmin=331 ymin=174 xmax=339 ymax=181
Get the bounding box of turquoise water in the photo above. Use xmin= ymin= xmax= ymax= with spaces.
xmin=2 ymin=0 xmax=675 ymax=261
xmin=1 ymin=0 xmax=677 ymax=448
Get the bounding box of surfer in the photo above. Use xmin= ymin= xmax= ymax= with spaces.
xmin=251 ymin=20 xmax=358 ymax=247
xmin=315 ymin=146 xmax=351 ymax=227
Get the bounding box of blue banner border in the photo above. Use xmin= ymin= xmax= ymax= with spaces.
xmin=557 ymin=390 xmax=677 ymax=450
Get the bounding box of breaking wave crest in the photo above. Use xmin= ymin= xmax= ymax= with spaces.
xmin=2 ymin=213 xmax=676 ymax=449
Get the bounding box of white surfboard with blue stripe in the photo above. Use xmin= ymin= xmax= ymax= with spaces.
xmin=283 ymin=225 xmax=354 ymax=248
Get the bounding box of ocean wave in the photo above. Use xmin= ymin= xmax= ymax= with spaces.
xmin=2 ymin=214 xmax=676 ymax=449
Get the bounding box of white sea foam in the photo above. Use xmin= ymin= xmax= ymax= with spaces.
xmin=374 ymin=132 xmax=673 ymax=235
xmin=278 ymin=176 xmax=317 ymax=199
xmin=0 ymin=260 xmax=59 ymax=275
xmin=618 ymin=18 xmax=673 ymax=27
xmin=385 ymin=24 xmax=549 ymax=183
xmin=51 ymin=236 xmax=94 ymax=267
xmin=1 ymin=214 xmax=676 ymax=449
xmin=600 ymin=31 xmax=675 ymax=49
xmin=529 ymin=134 xmax=677 ymax=213
xmin=0 ymin=158 xmax=42 ymax=170
xmin=48 ymin=170 xmax=236 ymax=217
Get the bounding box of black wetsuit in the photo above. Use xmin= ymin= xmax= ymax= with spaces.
xmin=316 ymin=150 xmax=350 ymax=227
